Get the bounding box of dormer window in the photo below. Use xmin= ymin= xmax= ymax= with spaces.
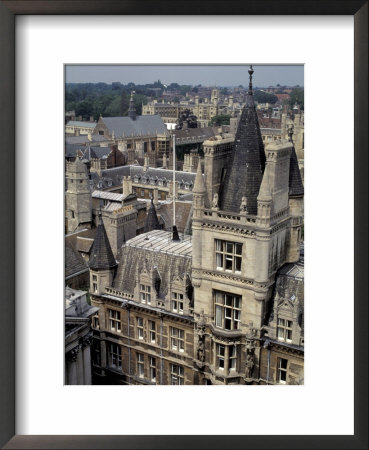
xmin=140 ymin=284 xmax=151 ymax=305
xmin=277 ymin=318 xmax=293 ymax=343
xmin=171 ymin=292 xmax=184 ymax=314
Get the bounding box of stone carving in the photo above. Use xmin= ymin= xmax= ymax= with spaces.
xmin=197 ymin=337 xmax=205 ymax=363
xmin=67 ymin=346 xmax=79 ymax=362
xmin=212 ymin=193 xmax=218 ymax=208
xmin=240 ymin=196 xmax=247 ymax=212
xmin=245 ymin=353 xmax=254 ymax=379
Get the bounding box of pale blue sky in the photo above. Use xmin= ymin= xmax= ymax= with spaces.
xmin=65 ymin=65 xmax=303 ymax=87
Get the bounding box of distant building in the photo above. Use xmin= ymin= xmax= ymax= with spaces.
xmin=66 ymin=120 xmax=96 ymax=136
xmin=93 ymin=93 xmax=171 ymax=167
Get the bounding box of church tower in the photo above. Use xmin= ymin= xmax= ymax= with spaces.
xmin=191 ymin=66 xmax=298 ymax=384
xmin=65 ymin=157 xmax=92 ymax=233
xmin=128 ymin=91 xmax=136 ymax=120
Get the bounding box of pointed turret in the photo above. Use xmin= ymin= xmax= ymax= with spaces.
xmin=288 ymin=127 xmax=304 ymax=197
xmin=128 ymin=91 xmax=136 ymax=120
xmin=257 ymin=164 xmax=272 ymax=202
xmin=192 ymin=160 xmax=206 ymax=194
xmin=90 ymin=214 xmax=117 ymax=270
xmin=219 ymin=65 xmax=265 ymax=214
xmin=144 ymin=197 xmax=161 ymax=233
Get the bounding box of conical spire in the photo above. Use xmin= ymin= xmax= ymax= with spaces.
xmin=192 ymin=160 xmax=206 ymax=194
xmin=288 ymin=127 xmax=304 ymax=197
xmin=128 ymin=91 xmax=136 ymax=120
xmin=89 ymin=214 xmax=117 ymax=270
xmin=144 ymin=197 xmax=161 ymax=233
xmin=219 ymin=65 xmax=265 ymax=214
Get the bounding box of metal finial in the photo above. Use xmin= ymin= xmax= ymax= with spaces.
xmin=248 ymin=65 xmax=254 ymax=92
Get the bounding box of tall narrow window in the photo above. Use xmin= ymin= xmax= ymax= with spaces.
xmin=137 ymin=352 xmax=144 ymax=378
xmin=108 ymin=309 xmax=121 ymax=332
xmin=109 ymin=343 xmax=122 ymax=369
xmin=277 ymin=358 xmax=288 ymax=384
xmin=170 ymin=327 xmax=185 ymax=352
xmin=149 ymin=320 xmax=156 ymax=343
xmin=229 ymin=345 xmax=237 ymax=371
xmin=217 ymin=344 xmax=225 ymax=370
xmin=215 ymin=239 xmax=242 ymax=273
xmin=171 ymin=292 xmax=184 ymax=314
xmin=140 ymin=284 xmax=151 ymax=304
xmin=149 ymin=357 xmax=156 ymax=382
xmin=137 ymin=317 xmax=144 ymax=340
xmin=170 ymin=364 xmax=184 ymax=385
xmin=214 ymin=291 xmax=241 ymax=330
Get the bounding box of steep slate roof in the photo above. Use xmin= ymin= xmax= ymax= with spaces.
xmin=219 ymin=67 xmax=266 ymax=215
xmin=144 ymin=198 xmax=161 ymax=232
xmin=82 ymin=146 xmax=111 ymax=160
xmin=289 ymin=144 xmax=304 ymax=197
xmin=113 ymin=230 xmax=192 ymax=298
xmin=269 ymin=248 xmax=304 ymax=333
xmin=157 ymin=201 xmax=193 ymax=232
xmin=101 ymin=115 xmax=168 ymax=138
xmin=65 ymin=240 xmax=88 ymax=279
xmin=89 ymin=165 xmax=197 ymax=191
xmin=89 ymin=216 xmax=117 ymax=270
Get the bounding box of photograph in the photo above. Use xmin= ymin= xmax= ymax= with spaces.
xmin=64 ymin=64 xmax=304 ymax=386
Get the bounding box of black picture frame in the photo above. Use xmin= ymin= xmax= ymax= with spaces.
xmin=0 ymin=1 xmax=367 ymax=449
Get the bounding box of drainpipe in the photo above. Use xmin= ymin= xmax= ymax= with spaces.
xmin=160 ymin=314 xmax=163 ymax=385
xmin=265 ymin=341 xmax=271 ymax=385
xmin=127 ymin=307 xmax=131 ymax=384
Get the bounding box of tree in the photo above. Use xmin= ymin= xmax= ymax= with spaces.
xmin=210 ymin=115 xmax=231 ymax=126
xmin=253 ymin=90 xmax=278 ymax=104
xmin=289 ymin=87 xmax=304 ymax=110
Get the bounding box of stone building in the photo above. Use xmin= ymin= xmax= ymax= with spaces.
xmin=143 ymin=88 xmax=243 ymax=128
xmin=65 ymin=287 xmax=99 ymax=385
xmin=93 ymin=93 xmax=171 ymax=166
xmin=65 ymin=157 xmax=92 ymax=234
xmin=88 ymin=67 xmax=304 ymax=385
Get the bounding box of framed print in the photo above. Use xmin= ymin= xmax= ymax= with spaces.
xmin=0 ymin=1 xmax=367 ymax=449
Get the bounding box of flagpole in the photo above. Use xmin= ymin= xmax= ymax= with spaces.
xmin=173 ymin=134 xmax=176 ymax=227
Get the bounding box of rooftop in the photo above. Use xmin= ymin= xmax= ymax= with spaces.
xmin=67 ymin=121 xmax=96 ymax=128
xmin=125 ymin=229 xmax=192 ymax=258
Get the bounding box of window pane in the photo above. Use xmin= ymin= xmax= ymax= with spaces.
xmin=216 ymin=253 xmax=223 ymax=268
xmin=226 ymin=242 xmax=233 ymax=253
xmin=278 ymin=318 xmax=285 ymax=326
xmin=235 ymin=257 xmax=242 ymax=272
xmin=225 ymin=256 xmax=232 ymax=270
xmin=235 ymin=243 xmax=242 ymax=255
xmin=225 ymin=295 xmax=233 ymax=306
xmin=216 ymin=240 xmax=223 ymax=251
xmin=234 ymin=297 xmax=240 ymax=309
xmin=215 ymin=305 xmax=222 ymax=327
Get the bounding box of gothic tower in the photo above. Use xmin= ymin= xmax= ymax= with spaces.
xmin=65 ymin=157 xmax=92 ymax=233
xmin=191 ymin=66 xmax=298 ymax=384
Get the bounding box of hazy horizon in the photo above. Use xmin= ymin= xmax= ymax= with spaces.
xmin=65 ymin=65 xmax=304 ymax=88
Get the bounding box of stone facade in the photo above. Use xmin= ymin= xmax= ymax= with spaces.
xmin=85 ymin=69 xmax=304 ymax=385
xmin=65 ymin=158 xmax=92 ymax=234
